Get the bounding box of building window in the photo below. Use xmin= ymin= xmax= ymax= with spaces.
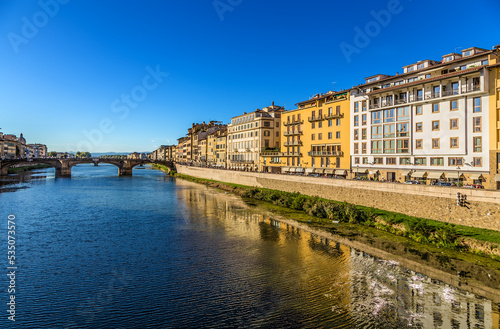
xmin=415 ymin=157 xmax=426 ymax=165
xmin=417 ymin=89 xmax=423 ymax=101
xmin=361 ymin=142 xmax=367 ymax=154
xmin=362 ymin=128 xmax=367 ymax=140
xmin=397 ymin=123 xmax=409 ymax=137
xmin=415 ymin=139 xmax=423 ymax=149
xmin=373 ymin=157 xmax=383 ymax=164
xmin=328 ymin=132 xmax=332 ymax=139
xmin=416 ymin=106 xmax=423 ymax=115
xmin=432 ymin=103 xmax=439 ymax=113
xmin=473 ymin=117 xmax=482 ymax=132
xmin=430 ymin=157 xmax=444 ymax=166
xmin=386 ymin=157 xmax=396 ymax=165
xmin=354 ymin=143 xmax=359 ymax=154
xmin=371 ymin=141 xmax=381 ymax=154
xmin=354 ymin=116 xmax=359 ymax=126
xmin=311 ymin=134 xmax=315 ymax=140
xmin=354 ymin=102 xmax=359 ymax=113
xmin=397 ymin=139 xmax=409 ymax=153
xmin=432 ymin=120 xmax=440 ymax=131
xmin=318 ymin=133 xmax=322 ymax=140
xmin=384 ymin=124 xmax=395 ymax=138
xmin=450 ymin=137 xmax=459 ymax=148
xmin=384 ymin=109 xmax=395 ymax=123
xmin=264 ymin=121 xmax=271 ymax=127
xmin=372 ymin=125 xmax=382 ymax=139
xmin=354 ymin=130 xmax=359 ymax=140
xmin=400 ymin=157 xmax=411 ymax=165
xmin=354 ymin=157 xmax=360 ymax=164
xmin=312 ymin=122 xmax=315 ymax=129
xmin=473 ymin=137 xmax=482 ymax=152
xmin=328 ymin=120 xmax=332 ymax=127
xmin=362 ymin=157 xmax=369 ymax=164
xmin=448 ymin=157 xmax=463 ymax=166
xmin=415 ymin=122 xmax=423 ymax=132
xmin=362 ymin=114 xmax=367 ymax=125
xmin=473 ymin=98 xmax=481 ymax=113
xmin=336 ymin=118 xmax=341 ymax=126
xmin=318 ymin=121 xmax=323 ymax=128
xmin=432 ymin=138 xmax=440 ymax=149
xmin=450 ymin=118 xmax=458 ymax=130
xmin=383 ymin=140 xmax=395 ymax=153
xmin=336 ymin=131 xmax=340 ymax=139
xmin=473 ymin=157 xmax=482 ymax=167
xmin=362 ymin=101 xmax=367 ymax=112
xmin=397 ymin=107 xmax=409 ymax=121
xmin=372 ymin=111 xmax=382 ymax=124
xmin=450 ymin=100 xmax=458 ymax=111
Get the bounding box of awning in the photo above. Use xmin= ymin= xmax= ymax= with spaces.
xmin=313 ymin=168 xmax=324 ymax=174
xmin=495 ymin=174 xmax=500 ymax=182
xmin=469 ymin=173 xmax=483 ymax=180
xmin=289 ymin=167 xmax=297 ymax=173
xmin=354 ymin=168 xmax=368 ymax=173
xmin=400 ymin=171 xmax=411 ymax=176
xmin=305 ymin=168 xmax=314 ymax=174
xmin=282 ymin=166 xmax=290 ymax=172
xmin=324 ymin=169 xmax=335 ymax=174
xmin=296 ymin=167 xmax=305 ymax=173
xmin=427 ymin=172 xmax=443 ymax=179
xmin=411 ymin=171 xmax=427 ymax=178
xmin=444 ymin=172 xmax=460 ymax=179
xmin=335 ymin=169 xmax=347 ymax=176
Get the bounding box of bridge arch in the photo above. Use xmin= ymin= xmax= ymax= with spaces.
xmin=0 ymin=159 xmax=62 ymax=176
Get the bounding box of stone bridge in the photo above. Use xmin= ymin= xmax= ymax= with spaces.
xmin=0 ymin=158 xmax=176 ymax=177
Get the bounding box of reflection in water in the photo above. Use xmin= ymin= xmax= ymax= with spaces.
xmin=176 ymin=180 xmax=500 ymax=329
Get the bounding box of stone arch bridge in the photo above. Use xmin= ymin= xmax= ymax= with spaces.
xmin=0 ymin=158 xmax=176 ymax=177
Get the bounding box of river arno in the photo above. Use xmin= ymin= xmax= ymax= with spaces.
xmin=0 ymin=164 xmax=498 ymax=329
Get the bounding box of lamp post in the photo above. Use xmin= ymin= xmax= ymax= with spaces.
xmin=457 ymin=166 xmax=461 ymax=187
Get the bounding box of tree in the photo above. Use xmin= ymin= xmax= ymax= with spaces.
xmin=49 ymin=151 xmax=57 ymax=157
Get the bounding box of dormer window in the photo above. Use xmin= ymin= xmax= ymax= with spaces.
xmin=417 ymin=63 xmax=424 ymax=70
xmin=407 ymin=66 xmax=414 ymax=72
xmin=444 ymin=56 xmax=453 ymax=62
xmin=463 ymin=50 xmax=472 ymax=56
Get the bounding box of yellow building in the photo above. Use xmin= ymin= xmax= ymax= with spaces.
xmin=274 ymin=90 xmax=351 ymax=176
xmin=214 ymin=128 xmax=227 ymax=168
xmin=488 ymin=45 xmax=500 ymax=189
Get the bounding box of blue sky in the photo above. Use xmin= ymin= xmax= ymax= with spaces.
xmin=1 ymin=0 xmax=499 ymax=153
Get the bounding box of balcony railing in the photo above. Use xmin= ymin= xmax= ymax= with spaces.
xmin=283 ymin=130 xmax=303 ymax=136
xmin=231 ymin=159 xmax=254 ymax=163
xmin=462 ymin=85 xmax=481 ymax=93
xmin=282 ymin=152 xmax=302 ymax=157
xmin=323 ymin=113 xmax=344 ymax=119
xmin=308 ymin=116 xmax=323 ymax=122
xmin=283 ymin=119 xmax=304 ymax=126
xmin=284 ymin=140 xmax=303 ymax=146
xmin=307 ymin=151 xmax=344 ymax=157
xmin=261 ymin=151 xmax=282 ymax=156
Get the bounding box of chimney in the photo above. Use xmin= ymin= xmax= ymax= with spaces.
xmin=272 ymin=101 xmax=274 ymax=107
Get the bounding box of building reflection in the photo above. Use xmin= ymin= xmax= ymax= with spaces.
xmin=176 ymin=180 xmax=499 ymax=329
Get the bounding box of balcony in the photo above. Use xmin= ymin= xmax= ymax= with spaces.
xmin=283 ymin=130 xmax=303 ymax=136
xmin=232 ymin=159 xmax=254 ymax=164
xmin=323 ymin=113 xmax=344 ymax=119
xmin=283 ymin=119 xmax=304 ymax=126
xmin=284 ymin=140 xmax=303 ymax=147
xmin=282 ymin=152 xmax=302 ymax=157
xmin=462 ymin=85 xmax=481 ymax=94
xmin=307 ymin=151 xmax=344 ymax=157
xmin=308 ymin=116 xmax=323 ymax=122
xmin=425 ymin=93 xmax=441 ymax=100
xmin=261 ymin=151 xmax=282 ymax=157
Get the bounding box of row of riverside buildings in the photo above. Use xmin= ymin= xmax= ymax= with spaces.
xmin=149 ymin=44 xmax=500 ymax=190
xmin=0 ymin=132 xmax=48 ymax=159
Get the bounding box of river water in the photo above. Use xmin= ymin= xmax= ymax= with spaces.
xmin=0 ymin=164 xmax=498 ymax=328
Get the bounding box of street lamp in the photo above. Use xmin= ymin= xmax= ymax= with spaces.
xmin=457 ymin=166 xmax=461 ymax=187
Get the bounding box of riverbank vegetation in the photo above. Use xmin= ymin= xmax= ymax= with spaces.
xmin=7 ymin=164 xmax=52 ymax=173
xmin=174 ymin=173 xmax=500 ymax=261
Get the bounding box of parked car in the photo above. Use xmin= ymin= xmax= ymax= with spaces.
xmin=435 ymin=182 xmax=452 ymax=187
xmin=405 ymin=180 xmax=421 ymax=184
